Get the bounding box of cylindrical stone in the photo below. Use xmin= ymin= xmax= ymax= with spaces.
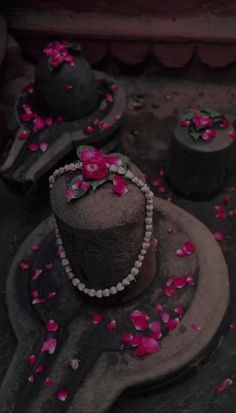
xmin=50 ymin=164 xmax=156 ymax=305
xmin=167 ymin=123 xmax=235 ymax=199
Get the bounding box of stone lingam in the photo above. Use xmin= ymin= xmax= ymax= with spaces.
xmin=167 ymin=108 xmax=236 ymax=199
xmin=0 ymin=40 xmax=125 ymax=194
xmin=0 ymin=146 xmax=229 ymax=413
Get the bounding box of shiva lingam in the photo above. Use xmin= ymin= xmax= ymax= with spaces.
xmin=167 ymin=108 xmax=236 ymax=199
xmin=0 ymin=40 xmax=125 ymax=194
xmin=0 ymin=146 xmax=229 ymax=413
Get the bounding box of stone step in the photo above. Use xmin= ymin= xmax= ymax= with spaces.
xmin=0 ymin=35 xmax=24 ymax=85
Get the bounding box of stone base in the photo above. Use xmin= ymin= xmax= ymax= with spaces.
xmin=0 ymin=198 xmax=229 ymax=413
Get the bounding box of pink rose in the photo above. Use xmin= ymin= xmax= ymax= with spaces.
xmin=82 ymin=157 xmax=108 ymax=180
xmin=193 ymin=115 xmax=213 ymax=128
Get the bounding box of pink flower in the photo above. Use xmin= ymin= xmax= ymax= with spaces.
xmin=28 ymin=355 xmax=37 ymax=367
xmin=28 ymin=143 xmax=40 ymax=152
xmin=41 ymin=338 xmax=57 ymax=354
xmin=202 ymin=129 xmax=216 ymax=141
xmin=180 ymin=119 xmax=190 ymax=127
xmin=193 ymin=115 xmax=213 ymax=128
xmin=93 ymin=313 xmax=103 ymax=325
xmin=17 ymin=130 xmax=29 ymax=141
xmin=130 ymin=310 xmax=149 ymax=331
xmin=214 ymin=232 xmax=224 ymax=241
xmin=135 ymin=337 xmax=160 ymax=357
xmin=46 ymin=320 xmax=59 ymax=332
xmin=56 ymin=389 xmax=69 ymax=402
xmin=82 ymin=157 xmax=108 ymax=181
xmin=113 ymin=176 xmax=128 ymax=196
xmin=44 ymin=377 xmax=53 ymax=388
xmin=229 ymin=129 xmax=236 ymax=141
xmin=107 ymin=320 xmax=116 ymax=331
xmin=121 ymin=333 xmax=134 ymax=343
xmin=80 ymin=148 xmax=102 ymax=161
xmin=215 ymin=378 xmax=233 ymax=394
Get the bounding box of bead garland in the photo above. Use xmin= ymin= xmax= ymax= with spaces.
xmin=49 ymin=162 xmax=154 ymax=298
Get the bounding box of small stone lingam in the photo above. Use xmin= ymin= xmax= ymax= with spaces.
xmin=0 ymin=40 xmax=125 ymax=194
xmin=167 ymin=108 xmax=236 ymax=199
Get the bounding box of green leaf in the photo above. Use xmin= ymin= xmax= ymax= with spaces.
xmin=70 ymin=174 xmax=83 ymax=186
xmin=180 ymin=111 xmax=195 ymax=121
xmin=107 ymin=173 xmax=115 ymax=181
xmin=67 ymin=43 xmax=81 ymax=53
xmin=90 ymin=179 xmax=107 ymax=191
xmin=202 ymin=108 xmax=222 ymax=118
xmin=190 ymin=131 xmax=201 ymax=141
xmin=110 ymin=152 xmax=129 ymax=165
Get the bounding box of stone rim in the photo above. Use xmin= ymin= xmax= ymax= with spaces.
xmin=1 ymin=197 xmax=230 ymax=413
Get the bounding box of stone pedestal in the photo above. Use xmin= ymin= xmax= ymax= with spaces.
xmin=167 ymin=123 xmax=235 ymax=199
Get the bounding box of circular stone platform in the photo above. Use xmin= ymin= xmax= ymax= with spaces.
xmin=0 ymin=198 xmax=229 ymax=413
xmin=0 ymin=71 xmax=125 ymax=194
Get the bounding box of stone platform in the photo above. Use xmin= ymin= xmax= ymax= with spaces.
xmin=0 ymin=197 xmax=229 ymax=413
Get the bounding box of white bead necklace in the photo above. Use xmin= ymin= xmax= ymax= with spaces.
xmin=49 ymin=162 xmax=154 ymax=298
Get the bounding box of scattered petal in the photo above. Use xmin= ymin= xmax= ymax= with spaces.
xmin=31 ymin=243 xmax=40 ymax=252
xmin=28 ymin=374 xmax=35 ymax=383
xmin=130 ymin=310 xmax=149 ymax=331
xmin=149 ymin=321 xmax=161 ymax=333
xmin=215 ymin=205 xmax=226 ymax=220
xmin=19 ymin=261 xmax=29 ymax=270
xmin=30 ymin=290 xmax=39 ymax=298
xmin=214 ymin=232 xmax=224 ymax=241
xmin=45 ymin=263 xmax=53 ymax=270
xmin=180 ymin=119 xmax=190 ymax=127
xmin=47 ymin=291 xmax=56 ymax=300
xmin=191 ymin=323 xmax=201 ymax=332
xmin=46 ymin=320 xmax=59 ymax=332
xmin=107 ymin=320 xmax=116 ymax=331
xmin=215 ymin=378 xmax=233 ymax=394
xmin=173 ymin=276 xmax=186 ymax=289
xmin=65 ymin=83 xmax=73 ymax=93
xmin=36 ymin=364 xmax=45 ymax=374
xmin=113 ymin=176 xmax=128 ymax=196
xmin=154 ymin=304 xmax=164 ymax=313
xmin=32 ymin=268 xmax=43 ymax=280
xmin=135 ymin=337 xmax=160 ymax=357
xmin=67 ymin=358 xmax=80 ymax=370
xmin=41 ymin=338 xmax=57 ymax=354
xmin=174 ymin=306 xmax=184 ymax=318
xmin=40 ymin=142 xmax=49 ymax=152
xmin=130 ymin=335 xmax=143 ymax=347
xmin=164 ymin=286 xmax=176 ymax=297
xmin=85 ymin=126 xmax=95 ymax=134
xmin=56 ymin=389 xmax=69 ymax=402
xmin=29 ymin=143 xmax=40 ymax=152
xmin=153 ymin=177 xmax=162 ymax=187
xmin=230 ymin=323 xmax=236 ymax=329
xmin=121 ymin=333 xmax=134 ymax=344
xmin=160 ymin=311 xmax=170 ymax=324
xmin=105 ymin=93 xmax=113 ymax=103
xmin=28 ymin=355 xmax=37 ymax=367
xmin=167 ymin=318 xmax=180 ymax=330
xmin=45 ymin=117 xmax=53 ymax=126
xmin=150 ymin=330 xmax=162 ymax=340
xmin=17 ymin=130 xmax=29 ymax=141
xmin=44 ymin=377 xmax=53 ymax=388
xmin=32 ymin=297 xmax=47 ymax=305
xmin=202 ymin=129 xmax=216 ymax=141
xmin=186 ymin=275 xmax=194 ymax=286
xmin=93 ymin=313 xmax=103 ymax=325
xmin=65 ymin=188 xmax=76 ymax=201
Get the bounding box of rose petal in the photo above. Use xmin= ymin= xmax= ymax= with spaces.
xmin=45 ymin=263 xmax=53 ymax=270
xmin=130 ymin=310 xmax=149 ymax=331
xmin=44 ymin=377 xmax=53 ymax=388
xmin=174 ymin=306 xmax=184 ymax=318
xmin=30 ymin=290 xmax=39 ymax=298
xmin=33 ymin=117 xmax=46 ymax=132
xmin=40 ymin=142 xmax=49 ymax=152
xmin=29 ymin=143 xmax=40 ymax=152
xmin=186 ymin=275 xmax=194 ymax=286
xmin=167 ymin=318 xmax=180 ymax=330
xmin=215 ymin=378 xmax=233 ymax=394
xmin=173 ymin=276 xmax=187 ymax=289
xmin=105 ymin=93 xmax=113 ymax=103
xmin=107 ymin=320 xmax=116 ymax=331
xmin=93 ymin=313 xmax=103 ymax=325
xmin=130 ymin=335 xmax=143 ymax=347
xmin=31 ymin=243 xmax=40 ymax=252
xmin=180 ymin=119 xmax=190 ymax=127
xmin=121 ymin=333 xmax=134 ymax=344
xmin=35 ymin=364 xmax=45 ymax=374
xmin=154 ymin=304 xmax=164 ymax=313
xmin=182 ymin=241 xmax=196 ymax=255
xmin=191 ymin=323 xmax=201 ymax=332
xmin=214 ymin=231 xmax=224 ymax=241
xmin=229 ymin=130 xmax=236 ymax=141
xmin=65 ymin=188 xmax=76 ymax=200
xmin=149 ymin=321 xmax=161 ymax=333
xmin=153 ymin=177 xmax=162 ymax=187
xmin=56 ymin=389 xmax=69 ymax=402
xmin=41 ymin=338 xmax=57 ymax=354
xmin=32 ymin=268 xmax=43 ymax=280
xmin=135 ymin=337 xmax=160 ymax=357
xmin=28 ymin=355 xmax=37 ymax=367
xmin=230 ymin=323 xmax=236 ymax=329
xmin=46 ymin=320 xmax=59 ymax=332
xmin=164 ymin=286 xmax=176 ymax=297
xmin=32 ymin=297 xmax=47 ymax=305
xmin=47 ymin=291 xmax=56 ymax=300
xmin=215 ymin=205 xmax=226 ymax=220
xmin=19 ymin=261 xmax=29 ymax=270
xmin=45 ymin=117 xmax=53 ymax=126
xmin=17 ymin=130 xmax=29 ymax=141
xmin=113 ymin=176 xmax=128 ymax=196
xmin=202 ymin=129 xmax=216 ymax=141
xmin=85 ymin=126 xmax=95 ymax=134
xmin=160 ymin=311 xmax=170 ymax=324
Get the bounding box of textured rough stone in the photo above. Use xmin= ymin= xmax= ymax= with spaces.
xmin=0 ymin=77 xmax=28 ymax=101
xmin=110 ymin=42 xmax=150 ymax=64
xmin=197 ymin=45 xmax=236 ymax=68
xmin=153 ymin=44 xmax=194 ymax=68
xmin=80 ymin=40 xmax=107 ymax=64
xmin=50 ymin=163 xmax=156 ymax=302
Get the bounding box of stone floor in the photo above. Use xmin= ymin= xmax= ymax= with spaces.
xmin=1 ymin=68 xmax=236 ymax=412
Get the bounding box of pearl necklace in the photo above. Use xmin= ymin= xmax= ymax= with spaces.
xmin=49 ymin=162 xmax=154 ymax=298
